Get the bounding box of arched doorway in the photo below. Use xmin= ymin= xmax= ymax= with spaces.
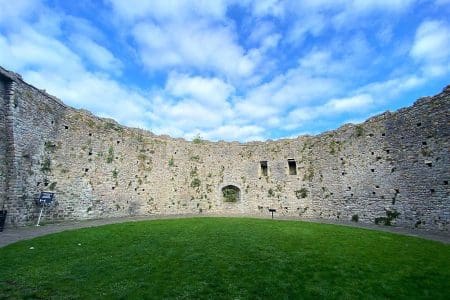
xmin=221 ymin=185 xmax=240 ymax=203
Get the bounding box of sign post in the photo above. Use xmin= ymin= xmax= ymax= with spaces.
xmin=268 ymin=208 xmax=276 ymax=219
xmin=36 ymin=192 xmax=54 ymax=226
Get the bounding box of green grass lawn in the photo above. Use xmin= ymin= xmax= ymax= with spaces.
xmin=0 ymin=218 xmax=449 ymax=299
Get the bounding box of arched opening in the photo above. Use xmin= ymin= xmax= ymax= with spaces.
xmin=222 ymin=185 xmax=240 ymax=203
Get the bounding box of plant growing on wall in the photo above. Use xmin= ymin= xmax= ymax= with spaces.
xmin=192 ymin=134 xmax=202 ymax=144
xmin=190 ymin=155 xmax=200 ymax=161
xmin=41 ymin=157 xmax=51 ymax=173
xmin=190 ymin=167 xmax=198 ymax=177
xmin=104 ymin=121 xmax=122 ymax=132
xmin=355 ymin=125 xmax=364 ymax=137
xmin=303 ymin=165 xmax=314 ymax=182
xmin=44 ymin=141 xmax=57 ymax=152
xmin=191 ymin=178 xmax=201 ymax=188
xmin=329 ymin=141 xmax=339 ymax=155
xmin=106 ymin=146 xmax=114 ymax=163
xmin=375 ymin=209 xmax=400 ymax=225
xmin=223 ymin=187 xmax=239 ymax=202
xmin=48 ymin=182 xmax=57 ymax=191
xmin=295 ymin=188 xmax=308 ymax=199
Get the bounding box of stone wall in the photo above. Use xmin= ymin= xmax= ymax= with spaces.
xmin=0 ymin=74 xmax=8 ymax=211
xmin=0 ymin=66 xmax=449 ymax=231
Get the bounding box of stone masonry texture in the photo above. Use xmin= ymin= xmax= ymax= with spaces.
xmin=0 ymin=66 xmax=449 ymax=231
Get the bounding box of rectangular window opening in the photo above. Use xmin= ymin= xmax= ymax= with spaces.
xmin=260 ymin=161 xmax=268 ymax=176
xmin=288 ymin=159 xmax=297 ymax=175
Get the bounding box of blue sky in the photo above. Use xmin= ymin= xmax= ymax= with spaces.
xmin=1 ymin=0 xmax=449 ymax=142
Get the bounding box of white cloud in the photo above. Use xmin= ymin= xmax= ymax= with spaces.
xmin=286 ymin=14 xmax=326 ymax=45
xmin=165 ymin=73 xmax=234 ymax=108
xmin=234 ymin=66 xmax=342 ymax=124
xmin=358 ymin=75 xmax=426 ymax=101
xmin=248 ymin=21 xmax=276 ymax=44
xmin=297 ymin=33 xmax=375 ymax=81
xmin=345 ymin=0 xmax=415 ymax=13
xmin=70 ymin=35 xmax=123 ymax=73
xmin=132 ymin=20 xmax=256 ymax=78
xmin=1 ymin=0 xmax=447 ymax=143
xmin=0 ymin=0 xmax=41 ymax=25
xmin=202 ymin=124 xmax=265 ymax=142
xmin=250 ymin=0 xmax=285 ymax=18
xmin=108 ymin=0 xmax=229 ymax=21
xmin=0 ymin=27 xmax=83 ymax=75
xmin=143 ymin=73 xmax=261 ymax=140
xmin=0 ymin=23 xmax=150 ymax=129
xmin=410 ymin=20 xmax=450 ymax=76
xmin=284 ymin=93 xmax=374 ymax=130
xmin=22 ymin=67 xmax=151 ymax=129
xmin=159 ymin=100 xmax=226 ymax=128
xmin=325 ymin=94 xmax=374 ymax=112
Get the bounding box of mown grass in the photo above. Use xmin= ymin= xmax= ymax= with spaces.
xmin=0 ymin=218 xmax=449 ymax=299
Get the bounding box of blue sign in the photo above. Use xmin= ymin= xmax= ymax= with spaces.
xmin=38 ymin=192 xmax=54 ymax=205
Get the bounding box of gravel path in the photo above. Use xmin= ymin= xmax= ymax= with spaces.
xmin=1 ymin=214 xmax=449 ymax=248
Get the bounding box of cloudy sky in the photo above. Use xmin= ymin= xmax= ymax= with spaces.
xmin=1 ymin=0 xmax=449 ymax=141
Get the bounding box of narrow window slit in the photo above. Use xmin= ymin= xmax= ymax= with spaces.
xmin=260 ymin=161 xmax=268 ymax=177
xmin=288 ymin=159 xmax=297 ymax=175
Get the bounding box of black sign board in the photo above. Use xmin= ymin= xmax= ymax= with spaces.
xmin=268 ymin=208 xmax=276 ymax=219
xmin=38 ymin=192 xmax=55 ymax=205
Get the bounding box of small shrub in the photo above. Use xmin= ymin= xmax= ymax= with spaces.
xmin=86 ymin=119 xmax=95 ymax=128
xmin=48 ymin=182 xmax=57 ymax=191
xmin=268 ymin=188 xmax=275 ymax=197
xmin=386 ymin=209 xmax=401 ymax=220
xmin=192 ymin=134 xmax=202 ymax=144
xmin=191 ymin=178 xmax=201 ymax=188
xmin=190 ymin=167 xmax=198 ymax=177
xmin=375 ymin=209 xmax=400 ymax=226
xmin=136 ymin=132 xmax=144 ymax=142
xmin=112 ymin=168 xmax=118 ymax=179
xmin=303 ymin=166 xmax=314 ymax=182
xmin=168 ymin=157 xmax=174 ymax=167
xmin=329 ymin=141 xmax=341 ymax=155
xmin=374 ymin=217 xmax=385 ymax=225
xmin=223 ymin=187 xmax=239 ymax=202
xmin=190 ymin=155 xmax=200 ymax=161
xmin=41 ymin=157 xmax=51 ymax=173
xmin=106 ymin=146 xmax=114 ymax=163
xmin=351 ymin=214 xmax=359 ymax=222
xmin=421 ymin=148 xmax=431 ymax=157
xmin=104 ymin=122 xmax=122 ymax=132
xmin=138 ymin=153 xmax=147 ymax=161
xmin=355 ymin=125 xmax=364 ymax=137
xmin=295 ymin=188 xmax=308 ymax=199
xmin=44 ymin=141 xmax=57 ymax=152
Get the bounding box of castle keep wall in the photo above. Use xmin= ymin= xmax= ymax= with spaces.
xmin=1 ymin=67 xmax=449 ymax=231
xmin=0 ymin=75 xmax=8 ymax=211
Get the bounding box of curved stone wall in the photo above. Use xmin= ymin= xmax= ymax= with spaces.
xmin=1 ymin=66 xmax=449 ymax=231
